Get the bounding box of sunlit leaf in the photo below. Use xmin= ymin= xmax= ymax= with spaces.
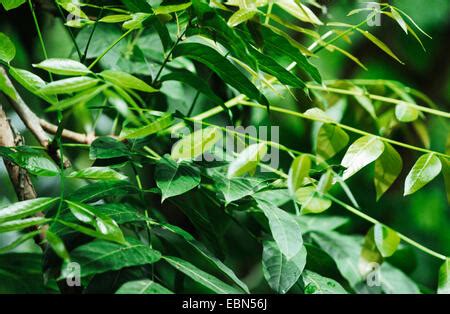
xmin=404 ymin=153 xmax=442 ymax=196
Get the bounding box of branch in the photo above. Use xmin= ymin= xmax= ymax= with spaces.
xmin=39 ymin=119 xmax=96 ymax=144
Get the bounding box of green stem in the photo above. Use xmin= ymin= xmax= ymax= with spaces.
xmin=88 ymin=28 xmax=134 ymax=70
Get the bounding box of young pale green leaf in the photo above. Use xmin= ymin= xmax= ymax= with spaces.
xmin=33 ymin=58 xmax=91 ymax=76
xmin=276 ymin=0 xmax=323 ymax=25
xmin=356 ymin=29 xmax=404 ymax=64
xmin=1 ymin=0 xmax=26 ymax=10
xmin=0 ymin=197 xmax=58 ymax=224
xmin=395 ymin=102 xmax=419 ymax=122
xmin=39 ymin=77 xmax=100 ymax=95
xmin=0 ymin=217 xmax=50 ymax=233
xmin=153 ymin=2 xmax=192 ymax=15
xmin=317 ymin=170 xmax=334 ymax=194
xmin=100 ymin=70 xmax=158 ymax=93
xmin=316 ymin=124 xmax=350 ymax=160
xmin=352 ymin=86 xmax=377 ymax=119
xmin=227 ymin=8 xmax=258 ymax=27
xmin=359 ymin=227 xmax=385 ymax=278
xmin=46 ymin=230 xmax=70 ymax=261
xmin=373 ymin=224 xmax=400 ymax=258
xmin=296 ymin=187 xmax=332 ymax=215
xmin=341 ymin=136 xmax=385 ymax=180
xmin=288 ymin=155 xmax=311 ymax=196
xmin=256 ymin=198 xmax=303 ymax=260
xmin=0 ymin=147 xmax=60 ymax=176
xmin=163 ymin=256 xmax=243 ymax=294
xmin=374 ymin=143 xmax=403 ymax=200
xmin=171 ymin=127 xmax=222 ymax=161
xmin=390 ymin=7 xmax=408 ymax=34
xmin=57 ymin=0 xmax=88 ymax=19
xmin=67 ymin=167 xmax=127 ymax=181
xmin=120 ymin=114 xmax=172 ymax=139
xmin=65 ymin=200 xmax=125 ymax=244
xmin=99 ymin=14 xmax=132 ymax=23
xmin=302 ymin=270 xmax=348 ymax=294
xmin=116 ymin=280 xmax=173 ymax=294
xmin=155 ymin=156 xmax=201 ymax=202
xmin=172 ymin=43 xmax=268 ymax=108
xmin=438 ymin=259 xmax=450 ymax=294
xmin=61 ymin=238 xmax=161 ymax=277
xmin=262 ymin=241 xmax=307 ymax=294
xmin=122 ymin=13 xmax=152 ymax=29
xmin=0 ymin=32 xmax=16 ymax=63
xmin=227 ymin=143 xmax=267 ymax=178
xmin=404 ymin=153 xmax=442 ymax=196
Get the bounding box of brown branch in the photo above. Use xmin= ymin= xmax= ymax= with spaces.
xmin=0 ymin=104 xmax=47 ymax=248
xmin=39 ymin=119 xmax=96 ymax=144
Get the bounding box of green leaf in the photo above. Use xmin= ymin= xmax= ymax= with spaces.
xmin=390 ymin=7 xmax=408 ymax=34
xmin=164 ymin=256 xmax=242 ymax=294
xmin=99 ymin=14 xmax=132 ymax=23
xmin=155 ymin=156 xmax=201 ymax=202
xmin=121 ymin=114 xmax=172 ymax=139
xmin=395 ymin=102 xmax=419 ymax=122
xmin=68 ymin=180 xmax=137 ymax=203
xmin=352 ymin=86 xmax=377 ymax=119
xmin=356 ymin=29 xmax=404 ymax=64
xmin=404 ymin=153 xmax=442 ymax=196
xmin=65 ymin=200 xmax=126 ymax=244
xmin=255 ymin=198 xmax=303 ymax=260
xmin=379 ymin=263 xmax=420 ymax=294
xmin=33 ymin=58 xmax=91 ymax=76
xmin=0 ymin=146 xmax=60 ymax=176
xmin=0 ymin=231 xmax=40 ymax=254
xmin=46 ymin=230 xmax=70 ymax=261
xmin=0 ymin=217 xmax=50 ymax=233
xmin=90 ymin=136 xmax=130 ymax=160
xmin=341 ymin=135 xmax=385 ymax=180
xmin=116 ymin=280 xmax=173 ymax=294
xmin=8 ymin=67 xmax=55 ymax=103
xmin=171 ymin=127 xmax=222 ymax=161
xmin=374 ymin=143 xmax=403 ymax=200
xmin=0 ymin=197 xmax=58 ymax=224
xmin=39 ymin=77 xmax=100 ymax=95
xmin=154 ymin=2 xmax=192 ymax=15
xmin=302 ymin=270 xmax=348 ymax=294
xmin=359 ymin=227 xmax=383 ymax=278
xmin=1 ymin=0 xmax=26 ymax=10
xmin=373 ymin=224 xmax=400 ymax=258
xmin=0 ymin=32 xmax=16 ymax=63
xmin=47 ymin=85 xmax=108 ymax=111
xmin=62 ymin=238 xmax=161 ymax=277
xmin=441 ymin=157 xmax=450 ymax=204
xmin=172 ymin=43 xmax=268 ymax=107
xmin=295 ymin=186 xmax=332 ymax=214
xmin=100 ymin=70 xmax=158 ymax=93
xmin=438 ymin=259 xmax=450 ymax=294
xmin=262 ymin=241 xmax=307 ymax=294
xmin=227 ymin=143 xmax=267 ymax=178
xmin=227 ymin=8 xmax=258 ymax=27
xmin=67 ymin=167 xmax=127 ymax=181
xmin=288 ymin=155 xmax=311 ymax=196
xmin=276 ymin=0 xmax=323 ymax=25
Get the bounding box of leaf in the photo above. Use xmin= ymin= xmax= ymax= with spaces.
xmin=255 ymin=198 xmax=303 ymax=260
xmin=1 ymin=0 xmax=26 ymax=10
xmin=67 ymin=167 xmax=127 ymax=181
xmin=373 ymin=224 xmax=400 ymax=258
xmin=121 ymin=114 xmax=172 ymax=139
xmin=276 ymin=0 xmax=323 ymax=25
xmin=404 ymin=153 xmax=442 ymax=196
xmin=33 ymin=58 xmax=91 ymax=76
xmin=46 ymin=230 xmax=70 ymax=261
xmin=390 ymin=7 xmax=408 ymax=34
xmin=438 ymin=259 xmax=450 ymax=294
xmin=0 ymin=197 xmax=58 ymax=224
xmin=356 ymin=29 xmax=404 ymax=64
xmin=227 ymin=143 xmax=267 ymax=178
xmin=0 ymin=32 xmax=16 ymax=63
xmin=163 ymin=256 xmax=242 ymax=294
xmin=155 ymin=156 xmax=201 ymax=202
xmin=39 ymin=77 xmax=100 ymax=95
xmin=262 ymin=241 xmax=307 ymax=294
xmin=154 ymin=2 xmax=192 ymax=15
xmin=341 ymin=135 xmax=385 ymax=180
xmin=68 ymin=180 xmax=137 ymax=203
xmin=374 ymin=143 xmax=403 ymax=200
xmin=90 ymin=137 xmax=130 ymax=160
xmin=99 ymin=14 xmax=132 ymax=23
xmin=302 ymin=270 xmax=348 ymax=294
xmin=0 ymin=146 xmax=60 ymax=176
xmin=379 ymin=263 xmax=420 ymax=294
xmin=171 ymin=127 xmax=222 ymax=161
xmin=65 ymin=200 xmax=126 ymax=244
xmin=0 ymin=217 xmax=50 ymax=233
xmin=352 ymin=86 xmax=377 ymax=119
xmin=100 ymin=70 xmax=158 ymax=93
xmin=61 ymin=238 xmax=161 ymax=277
xmin=172 ymin=43 xmax=268 ymax=108
xmin=441 ymin=157 xmax=450 ymax=204
xmin=227 ymin=8 xmax=257 ymax=27
xmin=359 ymin=227 xmax=383 ymax=278
xmin=295 ymin=186 xmax=332 ymax=214
xmin=0 ymin=231 xmax=40 ymax=254
xmin=116 ymin=280 xmax=173 ymax=294
xmin=47 ymin=85 xmax=108 ymax=111
xmin=287 ymin=155 xmax=311 ymax=196
xmin=8 ymin=67 xmax=56 ymax=103
xmin=395 ymin=102 xmax=419 ymax=122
